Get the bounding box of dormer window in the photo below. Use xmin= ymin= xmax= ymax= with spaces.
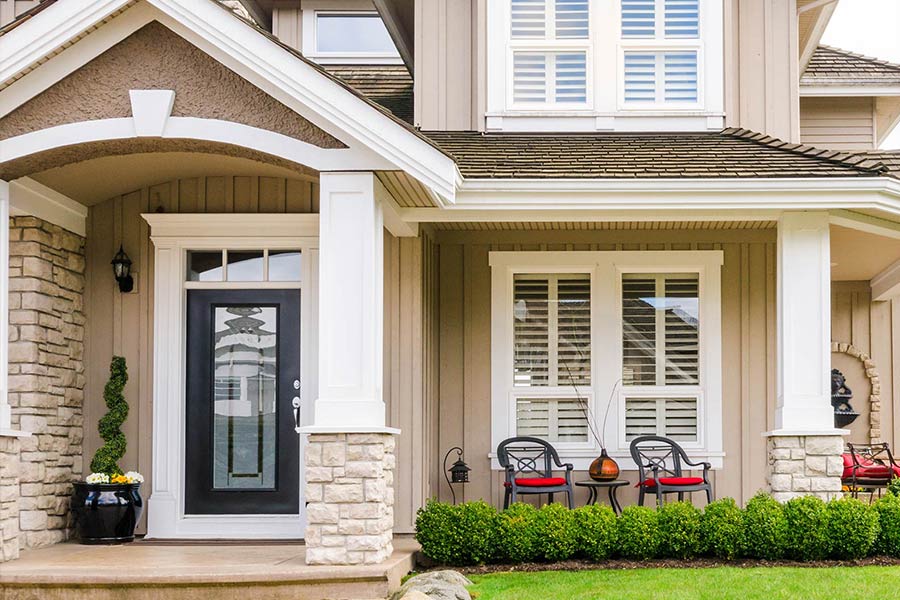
xmin=487 ymin=0 xmax=723 ymax=131
xmin=509 ymin=0 xmax=591 ymax=108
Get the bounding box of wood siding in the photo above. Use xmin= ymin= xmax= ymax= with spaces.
xmin=433 ymin=230 xmax=778 ymax=507
xmin=0 ymin=0 xmax=39 ymax=26
xmin=801 ymin=97 xmax=876 ymax=151
xmin=83 ymin=175 xmax=318 ymax=533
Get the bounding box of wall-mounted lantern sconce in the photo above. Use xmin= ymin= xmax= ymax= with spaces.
xmin=111 ymin=245 xmax=134 ymax=293
xmin=443 ymin=446 xmax=470 ymax=505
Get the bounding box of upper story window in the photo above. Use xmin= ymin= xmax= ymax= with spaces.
xmin=487 ymin=0 xmax=723 ymax=131
xmin=315 ymin=12 xmax=398 ymax=57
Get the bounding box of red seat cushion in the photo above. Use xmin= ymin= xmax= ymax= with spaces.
xmin=637 ymin=477 xmax=705 ymax=488
xmin=505 ymin=477 xmax=567 ymax=488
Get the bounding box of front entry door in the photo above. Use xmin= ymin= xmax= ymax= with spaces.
xmin=185 ymin=289 xmax=301 ymax=515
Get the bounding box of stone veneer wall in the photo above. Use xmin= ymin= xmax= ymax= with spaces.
xmin=305 ymin=433 xmax=396 ymax=565
xmin=6 ymin=216 xmax=86 ymax=551
xmin=0 ymin=436 xmax=20 ymax=562
xmin=767 ymin=434 xmax=844 ymax=502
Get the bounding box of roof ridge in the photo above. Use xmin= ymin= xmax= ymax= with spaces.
xmin=720 ymin=128 xmax=888 ymax=176
xmin=815 ymin=44 xmax=900 ymax=73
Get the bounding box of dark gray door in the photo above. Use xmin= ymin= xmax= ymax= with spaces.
xmin=185 ymin=289 xmax=301 ymax=515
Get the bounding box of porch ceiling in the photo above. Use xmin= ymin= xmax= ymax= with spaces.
xmin=831 ymin=224 xmax=900 ymax=281
xmin=28 ymin=151 xmax=314 ymax=206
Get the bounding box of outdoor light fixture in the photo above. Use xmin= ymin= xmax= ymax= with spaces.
xmin=111 ymin=245 xmax=134 ymax=293
xmin=443 ymin=446 xmax=470 ymax=504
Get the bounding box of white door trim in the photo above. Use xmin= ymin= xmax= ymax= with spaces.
xmin=142 ymin=213 xmax=319 ymax=539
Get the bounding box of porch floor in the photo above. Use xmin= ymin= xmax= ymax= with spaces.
xmin=0 ymin=537 xmax=418 ymax=600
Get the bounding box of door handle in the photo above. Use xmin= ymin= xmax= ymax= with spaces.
xmin=292 ymin=394 xmax=301 ymax=430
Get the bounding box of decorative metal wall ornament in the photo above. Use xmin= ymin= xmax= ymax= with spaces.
xmin=831 ymin=341 xmax=882 ymax=443
xmin=831 ymin=368 xmax=859 ymax=428
xmin=443 ymin=446 xmax=469 ymax=504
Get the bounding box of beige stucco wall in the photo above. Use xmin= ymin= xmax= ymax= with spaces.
xmin=800 ymin=97 xmax=877 ymax=150
xmin=83 ymin=174 xmax=319 ymax=534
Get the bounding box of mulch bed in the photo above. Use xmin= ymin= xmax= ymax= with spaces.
xmin=419 ymin=556 xmax=900 ymax=575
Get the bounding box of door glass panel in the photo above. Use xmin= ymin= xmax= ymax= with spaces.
xmin=213 ymin=306 xmax=278 ymax=490
xmin=226 ymin=251 xmax=265 ymax=282
xmin=268 ymin=250 xmax=303 ymax=282
xmin=188 ymin=251 xmax=224 ymax=282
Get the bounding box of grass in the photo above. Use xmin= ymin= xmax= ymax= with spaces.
xmin=468 ymin=566 xmax=900 ymax=600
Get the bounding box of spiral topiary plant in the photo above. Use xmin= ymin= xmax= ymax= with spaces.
xmin=89 ymin=356 xmax=128 ymax=476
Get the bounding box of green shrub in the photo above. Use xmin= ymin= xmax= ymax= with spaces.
xmin=535 ymin=503 xmax=578 ymax=561
xmin=415 ymin=500 xmax=498 ymax=565
xmin=573 ymin=504 xmax=618 ymax=561
xmin=657 ymin=501 xmax=703 ymax=559
xmin=90 ymin=356 xmax=128 ymax=475
xmin=700 ymin=498 xmax=744 ymax=559
xmin=783 ymin=496 xmax=830 ymax=560
xmin=888 ymin=477 xmax=900 ymax=497
xmin=742 ymin=492 xmax=787 ymax=560
xmin=874 ymin=493 xmax=900 ymax=557
xmin=497 ymin=503 xmax=540 ymax=563
xmin=617 ymin=506 xmax=660 ymax=560
xmin=826 ymin=496 xmax=879 ymax=559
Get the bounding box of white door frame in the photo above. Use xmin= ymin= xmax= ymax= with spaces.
xmin=142 ymin=213 xmax=319 ymax=539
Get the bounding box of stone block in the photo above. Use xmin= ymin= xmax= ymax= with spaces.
xmin=19 ymin=510 xmax=48 ymax=531
xmin=348 ymin=444 xmax=384 ymax=461
xmin=770 ymin=436 xmax=801 ymax=449
xmin=307 ymin=503 xmax=340 ymax=524
xmin=774 ymin=460 xmax=804 ymax=475
xmin=811 ymin=477 xmax=842 ymax=492
xmin=805 ymin=436 xmax=843 ymax=456
xmin=323 ymin=483 xmax=364 ymax=504
xmin=306 ymin=467 xmax=333 ymax=483
xmin=322 ymin=443 xmax=347 ymax=467
xmin=344 ymin=461 xmax=382 ymax=478
xmin=306 ymin=546 xmax=348 ymax=565
xmin=769 ymin=474 xmax=792 ymax=492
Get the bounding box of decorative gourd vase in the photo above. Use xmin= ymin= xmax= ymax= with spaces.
xmin=589 ymin=449 xmax=620 ymax=481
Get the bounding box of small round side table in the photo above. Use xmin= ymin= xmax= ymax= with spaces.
xmin=575 ymin=480 xmax=629 ymax=515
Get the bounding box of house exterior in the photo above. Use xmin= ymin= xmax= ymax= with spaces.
xmin=2 ymin=0 xmax=900 ymax=568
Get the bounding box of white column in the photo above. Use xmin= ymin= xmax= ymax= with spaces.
xmin=0 ymin=181 xmax=9 ymax=432
xmin=774 ymin=211 xmax=835 ymax=432
xmin=312 ymin=172 xmax=387 ymax=430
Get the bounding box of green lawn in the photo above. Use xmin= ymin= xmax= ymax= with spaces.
xmin=468 ymin=566 xmax=900 ymax=600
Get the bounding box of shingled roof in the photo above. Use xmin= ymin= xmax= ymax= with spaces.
xmin=854 ymin=151 xmax=900 ymax=177
xmin=802 ymin=45 xmax=900 ymax=87
xmin=322 ymin=65 xmax=413 ymax=124
xmin=421 ymin=128 xmax=890 ymax=179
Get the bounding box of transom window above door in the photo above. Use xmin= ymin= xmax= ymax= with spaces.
xmin=187 ymin=250 xmax=303 ymax=283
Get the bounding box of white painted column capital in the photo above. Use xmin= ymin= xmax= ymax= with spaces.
xmin=309 ymin=172 xmax=392 ymax=432
xmin=772 ymin=211 xmax=840 ymax=434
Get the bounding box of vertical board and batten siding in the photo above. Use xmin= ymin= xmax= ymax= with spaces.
xmin=433 ymin=230 xmax=778 ymax=507
xmin=0 ymin=0 xmax=39 ymax=26
xmin=800 ymin=97 xmax=877 ymax=151
xmin=84 ymin=175 xmax=318 ymax=534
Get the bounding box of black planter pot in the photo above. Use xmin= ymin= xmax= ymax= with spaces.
xmin=71 ymin=482 xmax=143 ymax=544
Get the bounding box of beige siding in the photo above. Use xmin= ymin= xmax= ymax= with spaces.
xmin=84 ymin=175 xmax=318 ymax=534
xmin=272 ymin=5 xmax=303 ymax=52
xmin=801 ymin=97 xmax=876 ymax=150
xmin=725 ymin=0 xmax=801 ymax=143
xmin=0 ymin=0 xmax=39 ymax=26
xmin=433 ymin=229 xmax=778 ymax=508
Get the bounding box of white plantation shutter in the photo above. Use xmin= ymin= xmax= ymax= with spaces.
xmin=517 ymin=397 xmax=590 ymax=443
xmin=664 ymin=51 xmax=698 ymax=103
xmin=621 ymin=0 xmax=656 ymax=37
xmin=513 ymin=53 xmax=548 ymax=104
xmin=555 ymin=52 xmax=588 ymax=103
xmin=622 ymin=273 xmax=700 ymax=386
xmin=511 ymin=0 xmax=546 ymax=38
xmin=556 ymin=275 xmax=591 ymax=385
xmin=555 ymin=0 xmax=589 ymax=38
xmin=625 ymin=397 xmax=698 ymax=441
xmin=623 ymin=53 xmax=657 ymax=104
xmin=514 ymin=276 xmax=550 ymax=385
xmin=664 ymin=0 xmax=700 ymax=38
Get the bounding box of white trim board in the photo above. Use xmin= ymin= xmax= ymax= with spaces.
xmin=8 ymin=177 xmax=87 ymax=236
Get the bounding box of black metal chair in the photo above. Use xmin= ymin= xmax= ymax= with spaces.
xmin=629 ymin=435 xmax=712 ymax=506
xmin=497 ymin=436 xmax=574 ymax=509
xmin=842 ymin=442 xmax=900 ymax=500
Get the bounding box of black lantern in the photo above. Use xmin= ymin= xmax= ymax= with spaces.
xmin=111 ymin=245 xmax=134 ymax=293
xmin=443 ymin=446 xmax=470 ymax=504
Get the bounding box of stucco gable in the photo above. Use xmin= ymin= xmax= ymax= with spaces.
xmin=0 ymin=20 xmax=344 ymax=149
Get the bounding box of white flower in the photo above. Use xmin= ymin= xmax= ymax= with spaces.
xmin=86 ymin=473 xmax=109 ymax=484
xmin=124 ymin=471 xmax=144 ymax=483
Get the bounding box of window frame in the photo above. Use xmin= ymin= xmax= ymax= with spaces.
xmin=306 ymin=9 xmax=402 ymax=64
xmin=490 ymin=250 xmax=723 ymax=470
xmin=505 ymin=0 xmax=594 ymax=111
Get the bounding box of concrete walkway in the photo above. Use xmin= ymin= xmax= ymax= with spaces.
xmin=0 ymin=538 xmax=418 ymax=599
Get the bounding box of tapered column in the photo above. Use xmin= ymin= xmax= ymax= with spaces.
xmin=767 ymin=211 xmax=844 ymax=501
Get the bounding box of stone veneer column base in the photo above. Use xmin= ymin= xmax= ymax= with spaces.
xmin=766 ymin=434 xmax=844 ymax=502
xmin=0 ymin=436 xmax=21 ymax=562
xmin=305 ymin=433 xmax=396 ymax=565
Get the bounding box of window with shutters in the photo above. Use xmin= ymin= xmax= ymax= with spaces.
xmin=491 ymin=251 xmax=722 ymax=467
xmin=620 ymin=0 xmax=702 ymax=107
xmin=507 ymin=0 xmax=591 ymax=108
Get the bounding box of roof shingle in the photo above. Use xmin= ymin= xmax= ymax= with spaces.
xmin=421 ymin=128 xmax=888 ymax=179
xmin=322 ymin=65 xmax=413 ymax=124
xmin=802 ymin=45 xmax=900 ymax=87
